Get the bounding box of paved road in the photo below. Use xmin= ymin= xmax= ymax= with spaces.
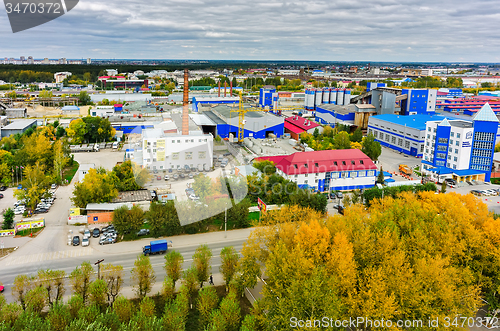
xmin=0 ymin=227 xmax=253 ymax=303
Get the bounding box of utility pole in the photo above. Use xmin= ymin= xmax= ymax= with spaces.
xmin=95 ymin=259 xmax=104 ymax=279
xmin=224 ymin=206 xmax=227 ymax=238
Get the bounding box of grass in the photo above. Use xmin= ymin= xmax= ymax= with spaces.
xmin=0 ymin=247 xmax=15 ymax=258
xmin=15 ymin=227 xmax=44 ymax=237
xmin=120 ymin=223 xmax=152 ymax=242
xmin=63 ymin=161 xmax=80 ymax=184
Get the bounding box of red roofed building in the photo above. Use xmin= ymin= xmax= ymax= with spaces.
xmin=285 ymin=115 xmax=323 ymax=140
xmin=255 ymin=149 xmax=377 ymax=191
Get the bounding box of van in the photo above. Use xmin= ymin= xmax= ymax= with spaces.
xmin=112 ymin=142 xmax=118 ymax=149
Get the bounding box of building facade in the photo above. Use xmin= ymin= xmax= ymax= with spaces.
xmin=255 ymin=149 xmax=377 ymax=192
xmin=421 ymin=103 xmax=498 ymax=183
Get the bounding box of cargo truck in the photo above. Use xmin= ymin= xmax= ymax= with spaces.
xmin=399 ymin=164 xmax=413 ymax=176
xmin=143 ymin=239 xmax=170 ymax=256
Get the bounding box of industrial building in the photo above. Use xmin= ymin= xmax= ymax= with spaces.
xmin=367 ymin=114 xmax=447 ymax=157
xmin=1 ymin=119 xmax=37 ymax=138
xmin=255 ymin=149 xmax=377 ymax=192
xmin=421 ymin=103 xmax=498 ymax=183
xmin=194 ymin=104 xmax=284 ymax=139
xmin=192 ymin=96 xmax=239 ymax=112
xmin=139 ymin=128 xmax=213 ymax=171
xmin=98 ymin=76 xmax=148 ymax=89
xmin=284 ymin=115 xmax=322 ymax=140
xmin=304 ymin=88 xmax=352 ymax=110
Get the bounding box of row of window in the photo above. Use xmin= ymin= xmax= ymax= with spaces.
xmin=472 ymin=149 xmax=492 ymax=157
xmin=147 ymin=138 xmax=209 ymax=146
xmin=474 ymin=132 xmax=495 ymax=142
xmin=292 ymin=160 xmax=365 ymax=169
xmin=473 ymin=141 xmax=493 ymax=150
xmin=290 ymin=170 xmax=376 ymax=179
xmin=471 ymin=165 xmax=490 ymax=171
xmin=372 ymin=130 xmax=416 ymax=150
xmin=147 ymin=164 xmax=209 ymax=170
xmin=471 ymin=157 xmax=491 ymax=166
xmin=146 ymin=151 xmax=206 ymax=162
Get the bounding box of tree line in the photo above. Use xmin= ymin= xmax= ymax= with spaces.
xmin=0 ymin=244 xmax=257 ymax=330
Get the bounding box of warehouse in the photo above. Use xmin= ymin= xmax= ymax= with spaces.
xmin=367 ymin=114 xmax=447 ymax=157
xmin=192 ymin=96 xmax=239 ymax=112
xmin=284 ymin=116 xmax=323 ymax=140
xmin=315 ymin=104 xmax=356 ymax=127
xmin=255 ymin=149 xmax=377 ymax=192
xmin=197 ymin=104 xmax=284 ymax=139
xmin=1 ymin=119 xmax=37 ymax=138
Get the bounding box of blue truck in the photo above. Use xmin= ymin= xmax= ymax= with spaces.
xmin=143 ymin=239 xmax=170 ymax=256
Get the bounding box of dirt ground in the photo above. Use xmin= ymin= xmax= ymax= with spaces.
xmin=25 ymin=105 xmax=91 ymax=118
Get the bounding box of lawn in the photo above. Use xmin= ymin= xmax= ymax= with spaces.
xmin=63 ymin=161 xmax=80 ymax=184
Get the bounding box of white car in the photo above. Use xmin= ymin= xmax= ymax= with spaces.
xmin=83 ymin=229 xmax=91 ymax=239
xmin=82 ymin=237 xmax=89 ymax=247
xmin=14 ymin=208 xmax=25 ymax=215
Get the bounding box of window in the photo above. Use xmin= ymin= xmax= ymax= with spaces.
xmin=437 ymin=145 xmax=447 ymax=152
xmin=405 ymin=141 xmax=410 ymax=149
xmin=455 ymin=149 xmax=458 ymax=154
xmin=421 ymin=145 xmax=424 ymax=152
xmin=315 ymin=179 xmax=319 ymax=183
xmin=454 ymin=157 xmax=457 ymax=162
xmin=172 ymin=140 xmax=175 ymax=143
xmin=304 ymin=180 xmax=308 ymax=184
xmin=436 ymin=153 xmax=446 ymax=159
xmin=455 ymin=141 xmax=459 ymax=146
xmin=351 ymin=161 xmax=355 ymax=165
xmin=398 ymin=138 xmax=403 ymax=146
xmin=427 ymin=134 xmax=430 ymax=139
xmin=333 ymin=161 xmax=338 ymax=166
xmin=315 ymin=173 xmax=319 ymax=176
xmin=351 ymin=171 xmax=358 ymax=178
xmin=146 ymin=159 xmax=150 ymax=163
xmin=305 ymin=174 xmax=308 ymax=177
xmin=153 ymin=149 xmax=156 ymax=153
xmin=185 ymin=152 xmax=193 ymax=160
xmin=428 ymin=127 xmax=431 ymax=132
xmin=331 ymin=172 xmax=339 ymax=178
xmin=172 ymin=153 xmax=179 ymax=160
xmin=367 ymin=170 xmax=375 ymax=176
xmin=147 ymin=142 xmax=151 ymax=146
xmin=147 ymin=149 xmax=151 ymax=153
xmin=391 ymin=136 xmax=396 ymax=144
xmin=433 ymin=128 xmax=437 ymax=133
xmin=341 ymin=172 xmax=348 ymax=178
xmin=426 ymin=149 xmax=429 ymax=153
xmin=304 ymin=164 xmax=308 ymax=168
xmin=153 ymin=158 xmax=156 ymax=162
xmin=385 ymin=134 xmax=390 ymax=142
xmin=294 ymin=175 xmax=298 ymax=178
xmin=199 ymin=151 xmax=206 ymax=159
xmin=315 ymin=163 xmax=318 ymax=167
xmin=450 ymin=140 xmax=454 ymax=145
xmin=438 ymin=138 xmax=448 ymax=144
xmin=342 ymin=161 xmax=346 ymax=166
xmin=457 ymin=133 xmax=461 ymax=138
xmin=374 ymin=131 xmax=378 ymax=138
xmin=177 ymin=140 xmax=180 ymax=143
xmin=360 ymin=160 xmax=364 ymax=165
xmin=450 ymin=132 xmax=454 ymax=137
xmin=294 ymin=164 xmax=298 ymax=169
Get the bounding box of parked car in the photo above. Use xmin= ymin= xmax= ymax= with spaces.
xmin=0 ymin=194 xmax=3 ymax=199
xmin=51 ymin=184 xmax=57 ymax=189
xmin=179 ymin=173 xmax=185 ymax=179
xmin=335 ymin=205 xmax=345 ymax=215
xmin=173 ymin=174 xmax=179 ymax=180
xmin=0 ymin=284 xmax=4 ymax=292
xmin=72 ymin=236 xmax=80 ymax=246
xmin=99 ymin=237 xmax=114 ymax=245
xmin=34 ymin=208 xmax=48 ymax=214
xmin=164 ymin=175 xmax=169 ymax=181
xmin=157 ymin=176 xmax=161 ymax=180
xmin=83 ymin=229 xmax=91 ymax=239
xmin=0 ymin=185 xmax=6 ymax=191
xmin=188 ymin=173 xmax=194 ymax=179
xmin=470 ymin=190 xmax=482 ymax=196
xmin=92 ymin=228 xmax=100 ymax=238
xmin=82 ymin=237 xmax=89 ymax=247
xmin=137 ymin=229 xmax=150 ymax=236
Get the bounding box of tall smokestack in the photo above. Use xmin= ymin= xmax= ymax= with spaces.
xmin=230 ymin=80 xmax=233 ymax=96
xmin=224 ymin=82 xmax=227 ymax=97
xmin=218 ymin=81 xmax=221 ymax=97
xmin=182 ymin=69 xmax=189 ymax=135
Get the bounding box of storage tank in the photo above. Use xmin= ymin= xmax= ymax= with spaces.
xmin=322 ymin=88 xmax=330 ymax=104
xmin=315 ymin=89 xmax=322 ymax=108
xmin=272 ymin=93 xmax=279 ymax=112
xmin=330 ymin=88 xmax=337 ymax=104
xmin=343 ymin=89 xmax=351 ymax=105
xmin=337 ymin=89 xmax=345 ymax=106
xmin=305 ymin=89 xmax=315 ymax=110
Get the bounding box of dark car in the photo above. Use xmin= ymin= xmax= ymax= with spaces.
xmin=92 ymin=228 xmax=100 ymax=238
xmin=99 ymin=237 xmax=114 ymax=245
xmin=0 ymin=194 xmax=3 ymax=198
xmin=337 ymin=205 xmax=344 ymax=215
xmin=34 ymin=208 xmax=48 ymax=214
xmin=137 ymin=229 xmax=150 ymax=236
xmin=0 ymin=186 xmax=6 ymax=191
xmin=72 ymin=236 xmax=80 ymax=246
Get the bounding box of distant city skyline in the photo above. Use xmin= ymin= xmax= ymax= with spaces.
xmin=1 ymin=0 xmax=499 ymax=62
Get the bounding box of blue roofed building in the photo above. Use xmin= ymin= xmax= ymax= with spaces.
xmin=367 ymin=114 xmax=447 ymax=157
xmin=421 ymin=103 xmax=499 ymax=183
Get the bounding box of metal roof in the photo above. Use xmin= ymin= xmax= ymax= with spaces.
xmin=2 ymin=119 xmax=36 ymax=130
xmin=86 ymin=202 xmax=133 ymax=211
xmin=189 ymin=113 xmax=216 ymax=126
xmin=370 ymin=114 xmax=447 ymax=131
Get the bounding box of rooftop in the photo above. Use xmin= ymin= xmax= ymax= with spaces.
xmin=79 ymin=163 xmax=95 ymax=172
xmin=285 ymin=116 xmax=321 ymax=131
xmin=112 ymin=190 xmax=152 ymax=203
xmin=2 ymin=119 xmax=36 ymax=130
xmin=371 ymin=114 xmax=447 ymax=131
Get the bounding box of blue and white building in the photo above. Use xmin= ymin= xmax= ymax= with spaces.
xmin=400 ymin=89 xmax=437 ymax=115
xmin=259 ymin=87 xmax=276 ymax=108
xmin=421 ymin=103 xmax=499 ymax=183
xmin=368 ymin=114 xmax=447 ymax=157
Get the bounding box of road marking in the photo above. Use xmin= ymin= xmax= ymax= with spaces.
xmin=5 ymin=247 xmax=94 ymax=266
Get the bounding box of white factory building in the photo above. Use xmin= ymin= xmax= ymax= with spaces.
xmin=140 ymin=129 xmax=214 ymax=171
xmin=255 ymin=149 xmax=377 ymax=192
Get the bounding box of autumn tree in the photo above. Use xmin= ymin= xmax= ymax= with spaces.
xmin=36 ymin=269 xmax=66 ymax=307
xmin=113 ymin=296 xmax=133 ymax=324
xmin=72 ymin=167 xmax=118 ymax=208
xmin=101 ymin=263 xmax=124 ymax=305
xmin=164 ymin=250 xmax=184 ymax=287
xmin=333 ymin=131 xmax=351 ymax=149
xmin=220 ymin=246 xmax=239 ymax=291
xmin=197 ymin=286 xmax=219 ymax=329
xmin=88 ymin=279 xmax=108 ymax=309
xmin=192 ymin=173 xmax=214 ymax=199
xmin=12 ymin=274 xmax=33 ymax=310
xmin=219 ymin=290 xmax=241 ymax=331
xmin=182 ymin=266 xmax=198 ymax=308
xmin=24 ymin=286 xmax=48 ymax=315
xmin=161 ymin=276 xmax=175 ymax=303
xmin=69 ymin=261 xmax=94 ymax=304
xmin=131 ymin=255 xmax=155 ymax=299
xmin=193 ymin=244 xmax=213 ymax=288
xmin=66 ymin=118 xmax=87 ymax=144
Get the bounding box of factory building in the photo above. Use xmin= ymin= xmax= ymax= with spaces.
xmin=400 ymin=89 xmax=437 ymax=115
xmin=304 ymin=88 xmax=352 ymax=110
xmin=421 ymin=103 xmax=498 ymax=183
xmin=259 ymin=87 xmax=276 ymax=108
xmin=367 ymin=114 xmax=447 ymax=157
xmin=0 ymin=119 xmax=37 ymax=138
xmin=98 ymin=76 xmax=148 ymax=89
xmin=366 ymin=82 xmax=387 ymax=92
xmin=192 ymin=97 xmax=239 ymax=112
xmin=195 ymin=104 xmax=284 ymax=139
xmin=255 ymin=149 xmax=377 ymax=192
xmin=139 ymin=128 xmax=213 ymax=171
xmin=284 ymin=116 xmax=323 ymax=140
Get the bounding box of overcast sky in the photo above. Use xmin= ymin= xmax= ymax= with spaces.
xmin=1 ymin=0 xmax=499 ymax=62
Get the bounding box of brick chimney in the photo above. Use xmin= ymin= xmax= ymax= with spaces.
xmin=182 ymin=68 xmax=189 ymax=135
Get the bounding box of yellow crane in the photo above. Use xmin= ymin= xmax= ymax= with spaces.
xmin=230 ymin=91 xmax=303 ymax=143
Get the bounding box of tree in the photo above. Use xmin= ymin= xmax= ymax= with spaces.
xmin=252 ymin=160 xmax=276 ymax=175
xmin=111 ymin=160 xmax=148 ymax=191
xmin=128 ymin=205 xmax=145 ymax=233
xmin=197 ymin=286 xmax=219 ymax=329
xmin=46 ymin=302 xmax=71 ymax=331
xmin=131 ymin=255 xmax=155 ymax=299
xmin=192 ymin=173 xmax=214 ymax=199
xmin=161 ymin=276 xmax=175 ymax=303
xmin=24 ymin=286 xmax=48 ymax=315
xmin=377 ymin=167 xmax=385 ymax=184
xmin=2 ymin=207 xmax=14 ymax=229
xmin=146 ymin=201 xmax=181 ymax=237
xmin=88 ymin=279 xmax=107 ymax=309
xmin=36 ymin=269 xmax=65 ymax=307
xmin=14 ymin=161 xmax=49 ymax=211
xmin=441 ymin=181 xmax=447 ymax=193
xmin=193 ymin=244 xmax=213 ymax=288
xmin=101 ymin=263 xmax=124 ymax=305
xmin=66 ymin=119 xmax=87 ymax=144
xmin=113 ymin=296 xmax=133 ymax=323
xmin=164 ymin=250 xmax=184 ymax=287
xmin=71 ymin=168 xmax=118 ymax=208
xmin=219 ymin=291 xmax=241 ymax=331
xmin=206 ymin=309 xmax=227 ymax=331
xmin=362 ymin=133 xmax=382 ymax=161
xmin=220 ymin=247 xmax=239 ymax=290
xmin=69 ymin=261 xmax=94 ymax=304
xmin=182 ymin=266 xmax=198 ymax=308
xmin=350 ymin=128 xmax=363 ymax=143
xmin=227 ymin=199 xmax=251 ymax=228
xmin=111 ymin=204 xmax=145 ymax=235
xmin=139 ymin=296 xmax=155 ymax=318
xmin=333 ymin=131 xmax=351 ymax=150
xmin=12 ymin=274 xmax=33 ymax=310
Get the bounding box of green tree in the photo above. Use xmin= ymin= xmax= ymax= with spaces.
xmin=377 ymin=167 xmax=385 ymax=184
xmin=12 ymin=274 xmax=33 ymax=310
xmin=219 ymin=291 xmax=241 ymax=331
xmin=182 ymin=267 xmax=198 ymax=308
xmin=161 ymin=276 xmax=175 ymax=303
xmin=197 ymin=286 xmax=219 ymax=329
xmin=25 ymin=286 xmax=48 ymax=315
xmin=207 ymin=309 xmax=227 ymax=331
xmin=131 ymin=255 xmax=155 ymax=299
xmin=88 ymin=279 xmax=107 ymax=309
xmin=333 ymin=131 xmax=351 ymax=149
xmin=69 ymin=261 xmax=94 ymax=304
xmin=111 ymin=160 xmax=148 ymax=191
xmin=46 ymin=302 xmax=71 ymax=331
xmin=220 ymin=247 xmax=239 ymax=290
xmin=71 ymin=168 xmax=118 ymax=208
xmin=252 ymin=160 xmax=276 ymax=175
xmin=164 ymin=250 xmax=184 ymax=287
xmin=193 ymin=244 xmax=213 ymax=288
xmin=192 ymin=173 xmax=214 ymax=199
xmin=66 ymin=118 xmax=87 ymax=144
xmin=113 ymin=296 xmax=133 ymax=323
xmin=350 ymin=128 xmax=363 ymax=143
xmin=441 ymin=181 xmax=447 ymax=193
xmin=2 ymin=207 xmax=14 ymax=229
xmin=362 ymin=133 xmax=382 ymax=161
xmin=146 ymin=201 xmax=181 ymax=237
xmin=36 ymin=269 xmax=65 ymax=307
xmin=227 ymin=199 xmax=251 ymax=228
xmin=78 ymin=91 xmax=91 ymax=105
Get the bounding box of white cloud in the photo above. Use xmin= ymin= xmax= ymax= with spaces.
xmin=1 ymin=0 xmax=500 ymax=61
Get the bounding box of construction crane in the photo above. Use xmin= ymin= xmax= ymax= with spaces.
xmin=230 ymin=91 xmax=304 ymax=143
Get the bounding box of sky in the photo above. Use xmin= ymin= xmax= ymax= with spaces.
xmin=1 ymin=0 xmax=500 ymax=62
